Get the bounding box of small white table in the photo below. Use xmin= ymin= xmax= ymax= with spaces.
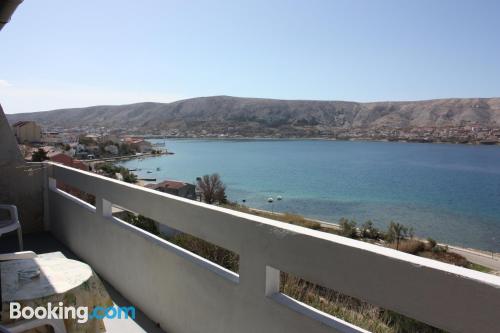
xmin=1 ymin=253 xmax=112 ymax=333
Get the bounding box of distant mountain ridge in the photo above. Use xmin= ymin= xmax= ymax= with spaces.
xmin=6 ymin=96 xmax=500 ymax=135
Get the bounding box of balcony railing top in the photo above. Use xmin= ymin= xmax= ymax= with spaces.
xmin=44 ymin=162 xmax=500 ymax=333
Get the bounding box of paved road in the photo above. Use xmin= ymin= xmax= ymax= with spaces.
xmin=448 ymin=246 xmax=500 ymax=273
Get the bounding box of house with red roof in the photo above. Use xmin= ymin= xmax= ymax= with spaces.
xmin=146 ymin=180 xmax=196 ymax=199
xmin=49 ymin=153 xmax=89 ymax=171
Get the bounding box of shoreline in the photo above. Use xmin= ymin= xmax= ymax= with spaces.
xmin=126 ymin=142 xmax=500 ymax=267
xmin=246 ymin=207 xmax=500 ymax=269
xmin=145 ymin=136 xmax=500 ymax=147
xmin=81 ymin=151 xmax=171 ymax=164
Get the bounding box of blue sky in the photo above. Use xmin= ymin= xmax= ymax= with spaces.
xmin=1 ymin=0 xmax=499 ymax=114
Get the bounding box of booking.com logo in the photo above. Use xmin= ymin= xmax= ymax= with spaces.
xmin=10 ymin=302 xmax=136 ymax=323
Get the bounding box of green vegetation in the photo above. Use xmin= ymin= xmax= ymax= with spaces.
xmin=120 ymin=212 xmax=159 ymax=235
xmin=361 ymin=220 xmax=381 ymax=240
xmin=339 ymin=218 xmax=358 ymax=238
xmin=96 ymin=163 xmax=137 ymax=183
xmin=31 ymin=148 xmax=48 ymax=162
xmin=385 ymin=222 xmax=412 ymax=250
xmin=118 ymin=142 xmax=134 ymax=155
xmin=466 ymin=262 xmax=492 ymax=273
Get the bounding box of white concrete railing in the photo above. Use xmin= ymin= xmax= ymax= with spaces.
xmin=44 ymin=163 xmax=500 ymax=333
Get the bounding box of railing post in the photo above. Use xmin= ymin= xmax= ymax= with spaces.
xmin=42 ymin=166 xmax=50 ymax=231
xmin=48 ymin=178 xmax=57 ymax=190
xmin=43 ymin=163 xmax=56 ymax=231
xmin=99 ymin=198 xmax=113 ymax=218
xmin=265 ymin=266 xmax=281 ymax=296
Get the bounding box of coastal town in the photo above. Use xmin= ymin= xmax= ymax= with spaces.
xmin=17 ymin=118 xmax=500 ymax=145
xmin=332 ymin=124 xmax=500 ymax=144
xmin=10 ymin=120 xmax=200 ymax=199
xmin=194 ymin=124 xmax=500 ymax=144
xmin=12 ymin=120 xmax=171 ymax=162
xmin=11 ymin=119 xmax=500 ymax=203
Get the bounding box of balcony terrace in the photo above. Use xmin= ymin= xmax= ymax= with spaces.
xmin=1 ymin=2 xmax=500 ymax=332
xmin=0 ymin=102 xmax=499 ymax=333
xmin=1 ymin=157 xmax=499 ymax=333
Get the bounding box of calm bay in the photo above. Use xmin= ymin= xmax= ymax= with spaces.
xmin=119 ymin=139 xmax=500 ymax=252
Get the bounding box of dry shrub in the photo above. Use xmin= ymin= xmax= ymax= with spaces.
xmin=170 ymin=233 xmax=240 ymax=273
xmin=280 ymin=273 xmax=443 ymax=333
xmin=420 ymin=251 xmax=468 ymax=267
xmin=388 ymin=239 xmax=425 ymax=254
xmin=57 ymin=182 xmax=96 ymax=205
xmin=281 ymin=213 xmax=322 ymax=230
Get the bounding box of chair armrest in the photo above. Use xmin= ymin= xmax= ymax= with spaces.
xmin=0 ymin=205 xmax=19 ymax=222
xmin=0 ymin=251 xmax=36 ymax=261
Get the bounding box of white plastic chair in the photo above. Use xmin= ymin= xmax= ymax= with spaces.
xmin=0 ymin=205 xmax=23 ymax=251
xmin=0 ymin=252 xmax=67 ymax=333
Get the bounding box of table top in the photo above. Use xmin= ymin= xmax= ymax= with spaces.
xmin=1 ymin=255 xmax=93 ymax=302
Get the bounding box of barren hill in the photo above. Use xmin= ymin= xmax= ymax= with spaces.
xmin=6 ymin=96 xmax=500 ymax=135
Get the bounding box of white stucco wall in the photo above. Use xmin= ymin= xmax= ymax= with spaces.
xmin=46 ymin=163 xmax=500 ymax=333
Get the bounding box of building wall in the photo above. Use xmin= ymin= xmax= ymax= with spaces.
xmin=0 ymin=107 xmax=45 ymax=233
xmin=14 ymin=122 xmax=42 ymax=143
xmin=178 ymin=184 xmax=196 ymax=199
xmin=158 ymin=184 xmax=196 ymax=200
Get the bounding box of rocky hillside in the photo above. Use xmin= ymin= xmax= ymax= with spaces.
xmin=6 ymin=96 xmax=500 ymax=134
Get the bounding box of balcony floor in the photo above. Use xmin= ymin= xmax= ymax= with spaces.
xmin=0 ymin=231 xmax=167 ymax=333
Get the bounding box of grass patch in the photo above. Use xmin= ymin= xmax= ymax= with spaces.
xmin=465 ymin=262 xmax=493 ymax=273
xmin=222 ymin=203 xmax=338 ymax=234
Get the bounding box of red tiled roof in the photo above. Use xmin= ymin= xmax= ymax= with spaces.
xmin=146 ymin=180 xmax=189 ymax=190
xmin=50 ymin=153 xmax=88 ymax=171
xmin=50 ymin=153 xmax=72 ymax=165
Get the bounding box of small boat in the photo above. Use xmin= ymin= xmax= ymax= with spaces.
xmin=139 ymin=178 xmax=156 ymax=181
xmin=147 ymin=171 xmax=152 ymax=174
xmin=156 ymin=167 xmax=161 ymax=171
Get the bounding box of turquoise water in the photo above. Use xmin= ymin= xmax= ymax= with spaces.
xmin=120 ymin=139 xmax=500 ymax=252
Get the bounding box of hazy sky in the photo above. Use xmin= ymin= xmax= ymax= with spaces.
xmin=1 ymin=0 xmax=499 ymax=114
